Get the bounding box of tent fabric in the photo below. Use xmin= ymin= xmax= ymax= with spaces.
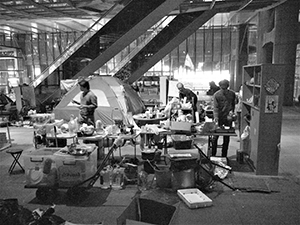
xmin=0 ymin=93 xmax=14 ymax=105
xmin=60 ymin=79 xmax=78 ymax=93
xmin=53 ymin=76 xmax=145 ymax=125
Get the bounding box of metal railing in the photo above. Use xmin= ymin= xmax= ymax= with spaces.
xmin=31 ymin=2 xmax=122 ymax=88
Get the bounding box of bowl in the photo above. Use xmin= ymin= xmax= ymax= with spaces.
xmin=82 ymin=129 xmax=94 ymax=136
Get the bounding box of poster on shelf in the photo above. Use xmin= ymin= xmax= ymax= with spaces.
xmin=265 ymin=95 xmax=279 ymax=113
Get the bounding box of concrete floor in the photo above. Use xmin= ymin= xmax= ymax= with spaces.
xmin=0 ymin=106 xmax=299 ymax=225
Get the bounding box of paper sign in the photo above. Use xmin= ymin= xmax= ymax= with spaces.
xmin=265 ymin=95 xmax=278 ymax=113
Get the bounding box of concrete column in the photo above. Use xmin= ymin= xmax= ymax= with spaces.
xmin=257 ymin=10 xmax=275 ymax=64
xmin=237 ymin=24 xmax=249 ymax=91
xmin=229 ymin=26 xmax=238 ymax=90
xmin=273 ymin=0 xmax=300 ymax=105
xmin=230 ymin=24 xmax=249 ymax=91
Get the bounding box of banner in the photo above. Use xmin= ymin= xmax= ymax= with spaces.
xmin=184 ymin=53 xmax=194 ymax=70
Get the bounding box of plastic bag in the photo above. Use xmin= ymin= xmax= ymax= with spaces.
xmin=214 ymin=162 xmax=231 ymax=179
xmin=241 ymin=125 xmax=250 ymax=140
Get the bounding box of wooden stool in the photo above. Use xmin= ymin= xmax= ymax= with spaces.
xmin=6 ymin=148 xmax=25 ymax=174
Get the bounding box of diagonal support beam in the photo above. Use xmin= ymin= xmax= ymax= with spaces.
xmin=72 ymin=0 xmax=186 ymax=80
xmin=127 ymin=8 xmax=219 ymax=83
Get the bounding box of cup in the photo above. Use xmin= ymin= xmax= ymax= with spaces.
xmin=145 ymin=111 xmax=150 ymax=119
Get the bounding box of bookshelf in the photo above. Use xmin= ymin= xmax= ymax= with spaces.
xmin=241 ymin=64 xmax=285 ymax=175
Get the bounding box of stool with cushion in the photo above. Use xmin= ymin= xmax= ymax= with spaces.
xmin=6 ymin=148 xmax=25 ymax=174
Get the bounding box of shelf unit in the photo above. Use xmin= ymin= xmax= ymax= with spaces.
xmin=241 ymin=64 xmax=285 ymax=175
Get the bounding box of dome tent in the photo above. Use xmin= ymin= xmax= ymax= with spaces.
xmin=53 ymin=76 xmax=145 ymax=125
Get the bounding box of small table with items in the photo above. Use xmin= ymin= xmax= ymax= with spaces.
xmin=195 ymin=126 xmax=237 ymax=157
xmin=138 ymin=125 xmax=171 ymax=154
xmin=46 ymin=133 xmax=77 ymax=147
xmin=30 ymin=113 xmax=55 ymax=125
xmin=105 ymin=134 xmax=138 ymax=158
xmin=78 ymin=132 xmax=107 ymax=160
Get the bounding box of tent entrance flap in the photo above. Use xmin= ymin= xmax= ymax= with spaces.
xmin=67 ymin=89 xmax=111 ymax=107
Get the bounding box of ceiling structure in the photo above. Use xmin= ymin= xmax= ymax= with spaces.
xmin=0 ymin=0 xmax=126 ymax=33
xmin=0 ymin=0 xmax=289 ymax=34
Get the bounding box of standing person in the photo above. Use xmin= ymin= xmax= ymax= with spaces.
xmin=131 ymin=82 xmax=140 ymax=93
xmin=72 ymin=79 xmax=97 ymax=125
xmin=176 ymin=82 xmax=198 ymax=122
xmin=206 ymin=81 xmax=220 ymax=96
xmin=211 ymin=79 xmax=236 ymax=157
xmin=131 ymin=82 xmax=141 ymax=97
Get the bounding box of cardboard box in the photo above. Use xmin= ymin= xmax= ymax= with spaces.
xmin=117 ymin=198 xmax=177 ymax=225
xmin=177 ymin=188 xmax=213 ymax=209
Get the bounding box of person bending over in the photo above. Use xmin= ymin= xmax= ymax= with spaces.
xmin=176 ymin=82 xmax=198 ymax=122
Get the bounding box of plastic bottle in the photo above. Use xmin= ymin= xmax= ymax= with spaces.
xmin=112 ymin=108 xmax=123 ymax=125
xmin=137 ymin=169 xmax=148 ymax=191
xmin=43 ymin=158 xmax=52 ymax=174
xmin=74 ymin=117 xmax=79 ymax=133
xmin=68 ymin=114 xmax=76 ymax=134
xmin=111 ymin=166 xmax=124 ymax=190
xmin=100 ymin=166 xmax=112 ymax=189
xmin=153 ymin=105 xmax=158 ymax=118
xmin=96 ymin=119 xmax=104 ymax=132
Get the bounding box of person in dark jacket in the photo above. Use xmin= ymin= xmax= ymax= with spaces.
xmin=206 ymin=81 xmax=220 ymax=96
xmin=211 ymin=79 xmax=236 ymax=157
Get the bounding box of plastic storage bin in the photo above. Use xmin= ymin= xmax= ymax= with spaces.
xmin=23 ymin=147 xmax=60 ymax=187
xmin=54 ymin=144 xmax=97 ymax=187
xmin=155 ymin=164 xmax=172 ymax=189
xmin=171 ymin=135 xmax=193 ymax=149
xmin=171 ymin=168 xmax=195 ymax=190
xmin=177 ymin=188 xmax=213 ymax=209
